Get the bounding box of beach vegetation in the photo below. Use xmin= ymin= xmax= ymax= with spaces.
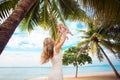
xmin=62 ymin=46 xmax=92 ymax=78
xmin=0 ymin=0 xmax=89 ymax=54
xmin=77 ymin=21 xmax=120 ymax=78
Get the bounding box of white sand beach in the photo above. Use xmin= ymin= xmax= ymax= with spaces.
xmin=28 ymin=72 xmax=120 ymax=80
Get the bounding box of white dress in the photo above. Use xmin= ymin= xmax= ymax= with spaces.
xmin=48 ymin=48 xmax=63 ymax=80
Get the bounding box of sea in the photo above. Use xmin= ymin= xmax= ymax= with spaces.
xmin=0 ymin=65 xmax=120 ymax=80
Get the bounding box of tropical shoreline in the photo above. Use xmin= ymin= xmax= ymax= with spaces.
xmin=28 ymin=72 xmax=120 ymax=80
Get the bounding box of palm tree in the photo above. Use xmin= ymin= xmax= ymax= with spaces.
xmin=77 ymin=0 xmax=120 ymax=56
xmin=77 ymin=22 xmax=120 ymax=78
xmin=79 ymin=0 xmax=120 ymax=47
xmin=0 ymin=0 xmax=37 ymax=54
xmin=0 ymin=0 xmax=89 ymax=54
xmin=78 ymin=0 xmax=120 ymax=57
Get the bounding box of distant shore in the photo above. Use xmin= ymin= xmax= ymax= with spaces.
xmin=28 ymin=72 xmax=120 ymax=80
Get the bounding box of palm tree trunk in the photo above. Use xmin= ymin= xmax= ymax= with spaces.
xmin=0 ymin=0 xmax=36 ymax=54
xmin=75 ymin=63 xmax=78 ymax=78
xmin=98 ymin=44 xmax=120 ymax=78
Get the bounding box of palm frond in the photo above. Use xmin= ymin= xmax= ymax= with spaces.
xmin=58 ymin=0 xmax=90 ymax=22
xmin=101 ymin=26 xmax=120 ymax=42
xmin=100 ymin=40 xmax=116 ymax=54
xmin=77 ymin=39 xmax=90 ymax=47
xmin=47 ymin=13 xmax=58 ymax=40
xmin=76 ymin=29 xmax=86 ymax=33
xmin=51 ymin=0 xmax=66 ymax=25
xmin=0 ymin=0 xmax=19 ymax=19
xmin=92 ymin=32 xmax=104 ymax=41
xmin=112 ymin=43 xmax=120 ymax=53
xmin=39 ymin=0 xmax=49 ymax=30
xmin=103 ymin=40 xmax=120 ymax=53
xmin=96 ymin=43 xmax=104 ymax=62
xmin=39 ymin=0 xmax=58 ymax=39
xmin=78 ymin=36 xmax=90 ymax=39
xmin=91 ymin=42 xmax=97 ymax=56
xmin=20 ymin=0 xmax=40 ymax=32
xmin=81 ymin=0 xmax=120 ymax=28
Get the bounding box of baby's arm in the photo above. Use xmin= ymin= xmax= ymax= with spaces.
xmin=58 ymin=23 xmax=73 ymax=36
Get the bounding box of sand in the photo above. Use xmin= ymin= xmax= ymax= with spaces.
xmin=28 ymin=72 xmax=120 ymax=80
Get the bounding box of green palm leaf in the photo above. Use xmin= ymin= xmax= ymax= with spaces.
xmin=76 ymin=29 xmax=86 ymax=33
xmin=58 ymin=0 xmax=89 ymax=21
xmin=91 ymin=42 xmax=97 ymax=56
xmin=96 ymin=46 xmax=104 ymax=62
xmin=77 ymin=39 xmax=90 ymax=47
xmin=51 ymin=0 xmax=66 ymax=25
xmin=81 ymin=0 xmax=120 ymax=29
xmin=0 ymin=0 xmax=19 ymax=19
xmin=20 ymin=0 xmax=40 ymax=32
xmin=39 ymin=0 xmax=58 ymax=39
xmin=101 ymin=40 xmax=120 ymax=53
xmin=100 ymin=40 xmax=116 ymax=54
xmin=47 ymin=13 xmax=58 ymax=40
xmin=39 ymin=0 xmax=50 ymax=30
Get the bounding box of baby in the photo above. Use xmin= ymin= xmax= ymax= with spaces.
xmin=57 ymin=22 xmax=73 ymax=36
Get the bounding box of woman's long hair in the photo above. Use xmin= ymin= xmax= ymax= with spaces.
xmin=41 ymin=38 xmax=54 ymax=64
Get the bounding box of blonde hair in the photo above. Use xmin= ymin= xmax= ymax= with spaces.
xmin=41 ymin=38 xmax=54 ymax=64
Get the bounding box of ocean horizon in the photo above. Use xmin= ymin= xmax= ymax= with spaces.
xmin=0 ymin=64 xmax=120 ymax=80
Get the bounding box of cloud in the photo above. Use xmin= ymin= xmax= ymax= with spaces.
xmin=2 ymin=21 xmax=120 ymax=67
xmin=6 ymin=21 xmax=86 ymax=51
xmin=1 ymin=21 xmax=87 ymax=66
xmin=0 ymin=51 xmax=41 ymax=67
xmin=6 ymin=27 xmax=49 ymax=50
xmin=0 ymin=51 xmax=52 ymax=67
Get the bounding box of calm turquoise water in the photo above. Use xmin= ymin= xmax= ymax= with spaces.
xmin=0 ymin=65 xmax=120 ymax=80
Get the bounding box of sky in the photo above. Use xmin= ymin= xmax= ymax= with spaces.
xmin=0 ymin=21 xmax=120 ymax=67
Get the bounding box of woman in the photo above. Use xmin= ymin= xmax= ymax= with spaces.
xmin=41 ymin=23 xmax=72 ymax=80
